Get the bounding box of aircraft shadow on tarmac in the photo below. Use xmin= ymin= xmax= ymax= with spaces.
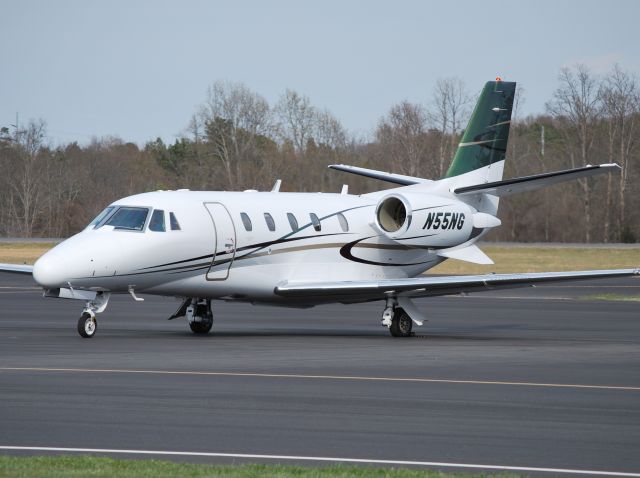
xmin=99 ymin=324 xmax=537 ymax=342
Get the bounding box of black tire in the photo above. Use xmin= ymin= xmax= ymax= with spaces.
xmin=389 ymin=308 xmax=412 ymax=337
xmin=189 ymin=316 xmax=213 ymax=334
xmin=77 ymin=312 xmax=97 ymax=338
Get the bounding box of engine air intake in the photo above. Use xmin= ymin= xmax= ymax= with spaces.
xmin=377 ymin=196 xmax=407 ymax=233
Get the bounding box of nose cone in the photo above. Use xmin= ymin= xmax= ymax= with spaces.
xmin=33 ymin=253 xmax=66 ymax=288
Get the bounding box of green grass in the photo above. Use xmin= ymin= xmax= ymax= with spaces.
xmin=581 ymin=293 xmax=640 ymax=302
xmin=1 ymin=242 xmax=639 ymax=273
xmin=429 ymin=246 xmax=640 ymax=274
xmin=0 ymin=242 xmax=58 ymax=265
xmin=0 ymin=456 xmax=518 ymax=478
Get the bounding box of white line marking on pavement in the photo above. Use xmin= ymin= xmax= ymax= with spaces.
xmin=0 ymin=290 xmax=41 ymax=294
xmin=0 ymin=286 xmax=39 ymax=289
xmin=538 ymin=285 xmax=640 ymax=288
xmin=0 ymin=446 xmax=638 ymax=477
xmin=1 ymin=367 xmax=638 ymax=391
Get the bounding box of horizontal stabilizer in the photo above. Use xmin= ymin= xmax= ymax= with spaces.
xmin=0 ymin=263 xmax=34 ymax=275
xmin=438 ymin=244 xmax=494 ymax=265
xmin=453 ymin=164 xmax=620 ymax=197
xmin=328 ymin=164 xmax=429 ymax=186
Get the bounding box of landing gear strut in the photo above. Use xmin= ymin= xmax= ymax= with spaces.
xmin=381 ymin=297 xmax=420 ymax=338
xmin=76 ymin=292 xmax=110 ymax=338
xmin=187 ymin=298 xmax=213 ymax=334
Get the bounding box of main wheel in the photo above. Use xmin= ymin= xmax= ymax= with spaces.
xmin=77 ymin=312 xmax=97 ymax=338
xmin=189 ymin=316 xmax=213 ymax=334
xmin=389 ymin=308 xmax=412 ymax=337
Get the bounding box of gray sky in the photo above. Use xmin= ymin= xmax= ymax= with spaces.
xmin=2 ymin=0 xmax=639 ymax=146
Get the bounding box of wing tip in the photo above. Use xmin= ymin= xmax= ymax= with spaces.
xmin=0 ymin=263 xmax=35 ymax=275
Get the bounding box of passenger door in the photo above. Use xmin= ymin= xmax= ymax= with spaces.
xmin=204 ymin=202 xmax=236 ymax=281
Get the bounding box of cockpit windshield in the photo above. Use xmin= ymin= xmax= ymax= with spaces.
xmin=88 ymin=206 xmax=116 ymax=228
xmin=103 ymin=207 xmax=149 ymax=231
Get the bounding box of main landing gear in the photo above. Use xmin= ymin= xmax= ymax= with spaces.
xmin=183 ymin=298 xmax=213 ymax=334
xmin=381 ymin=297 xmax=424 ymax=337
xmin=167 ymin=297 xmax=215 ymax=335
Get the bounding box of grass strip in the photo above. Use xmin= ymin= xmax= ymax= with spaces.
xmin=0 ymin=242 xmax=638 ymax=274
xmin=0 ymin=455 xmax=518 ymax=478
xmin=0 ymin=243 xmax=58 ymax=265
xmin=430 ymin=246 xmax=640 ymax=274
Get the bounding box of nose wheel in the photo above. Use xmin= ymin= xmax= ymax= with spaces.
xmin=77 ymin=312 xmax=97 ymax=338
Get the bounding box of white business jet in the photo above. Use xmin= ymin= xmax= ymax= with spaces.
xmin=1 ymin=80 xmax=637 ymax=338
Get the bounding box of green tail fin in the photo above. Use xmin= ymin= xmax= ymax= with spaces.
xmin=444 ymin=80 xmax=516 ymax=178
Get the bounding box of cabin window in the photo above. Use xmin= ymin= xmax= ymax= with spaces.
xmin=264 ymin=212 xmax=276 ymax=232
xmin=104 ymin=207 xmax=149 ymax=231
xmin=287 ymin=213 xmax=298 ymax=231
xmin=240 ymin=212 xmax=252 ymax=231
xmin=337 ymin=213 xmax=349 ymax=232
xmin=88 ymin=206 xmax=115 ymax=228
xmin=149 ymin=209 xmax=166 ymax=232
xmin=310 ymin=213 xmax=321 ymax=232
xmin=169 ymin=212 xmax=181 ymax=231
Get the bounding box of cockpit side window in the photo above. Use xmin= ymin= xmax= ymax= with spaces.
xmin=89 ymin=206 xmax=116 ymax=228
xmin=169 ymin=212 xmax=181 ymax=231
xmin=104 ymin=207 xmax=149 ymax=231
xmin=149 ymin=209 xmax=166 ymax=232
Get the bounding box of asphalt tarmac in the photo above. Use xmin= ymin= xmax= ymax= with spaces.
xmin=0 ymin=271 xmax=639 ymax=476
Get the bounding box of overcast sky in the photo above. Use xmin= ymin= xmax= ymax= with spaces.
xmin=1 ymin=0 xmax=639 ymax=146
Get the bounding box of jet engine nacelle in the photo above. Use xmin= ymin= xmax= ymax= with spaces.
xmin=374 ymin=192 xmax=475 ymax=247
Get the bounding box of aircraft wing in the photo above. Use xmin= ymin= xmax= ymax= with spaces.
xmin=275 ymin=269 xmax=639 ymax=300
xmin=0 ymin=263 xmax=33 ymax=275
xmin=0 ymin=263 xmax=34 ymax=275
xmin=453 ymin=164 xmax=619 ymax=197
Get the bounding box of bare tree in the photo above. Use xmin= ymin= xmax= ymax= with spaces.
xmin=600 ymin=65 xmax=639 ymax=242
xmin=314 ymin=109 xmax=347 ymax=150
xmin=8 ymin=119 xmax=48 ymax=237
xmin=275 ymin=89 xmax=316 ymax=154
xmin=200 ymin=81 xmax=273 ymax=188
xmin=546 ymin=65 xmax=601 ymax=242
xmin=186 ymin=114 xmax=203 ymax=144
xmin=376 ymin=101 xmax=431 ymax=177
xmin=429 ymin=77 xmax=472 ymax=176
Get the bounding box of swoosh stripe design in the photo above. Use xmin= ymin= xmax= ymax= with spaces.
xmin=339 ymin=236 xmax=435 ymax=267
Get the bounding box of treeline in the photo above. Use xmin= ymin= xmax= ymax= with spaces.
xmin=1 ymin=65 xmax=638 ymax=242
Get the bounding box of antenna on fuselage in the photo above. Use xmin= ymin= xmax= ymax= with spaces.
xmin=341 ymin=184 xmax=349 ymax=195
xmin=271 ymin=179 xmax=282 ymax=192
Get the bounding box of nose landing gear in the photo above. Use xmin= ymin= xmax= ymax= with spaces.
xmin=78 ymin=311 xmax=97 ymax=338
xmin=76 ymin=292 xmax=110 ymax=338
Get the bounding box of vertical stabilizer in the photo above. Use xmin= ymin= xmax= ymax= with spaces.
xmin=444 ymin=80 xmax=516 ymax=179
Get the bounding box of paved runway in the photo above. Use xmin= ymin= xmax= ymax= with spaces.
xmin=0 ymin=271 xmax=639 ymax=476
